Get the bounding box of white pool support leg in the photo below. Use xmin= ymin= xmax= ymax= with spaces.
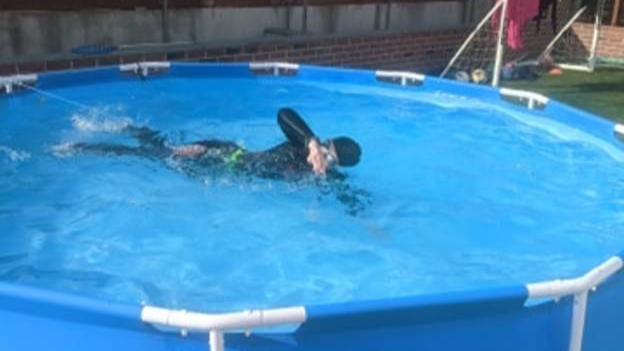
xmin=527 ymin=256 xmax=624 ymax=351
xmin=209 ymin=330 xmax=224 ymax=351
xmin=569 ymin=291 xmax=588 ymax=351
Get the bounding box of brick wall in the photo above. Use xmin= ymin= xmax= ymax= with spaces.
xmin=1 ymin=22 xmax=620 ymax=78
xmin=595 ymin=24 xmax=624 ymax=59
xmin=572 ymin=23 xmax=624 ymax=60
xmin=0 ymin=29 xmax=467 ymax=76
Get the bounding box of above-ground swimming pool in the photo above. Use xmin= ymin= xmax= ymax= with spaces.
xmin=1 ymin=62 xmax=624 ymax=351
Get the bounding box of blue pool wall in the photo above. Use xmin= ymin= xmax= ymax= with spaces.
xmin=2 ymin=63 xmax=624 ymax=351
xmin=4 ymin=274 xmax=624 ymax=351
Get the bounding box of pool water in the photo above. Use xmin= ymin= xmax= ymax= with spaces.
xmin=2 ymin=73 xmax=624 ymax=312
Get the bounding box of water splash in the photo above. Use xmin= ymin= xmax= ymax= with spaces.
xmin=51 ymin=142 xmax=76 ymax=158
xmin=71 ymin=113 xmax=133 ymax=133
xmin=0 ymin=146 xmax=31 ymax=162
xmin=496 ymin=107 xmax=624 ymax=163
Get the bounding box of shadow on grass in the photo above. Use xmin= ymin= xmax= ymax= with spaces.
xmin=548 ymin=81 xmax=624 ymax=94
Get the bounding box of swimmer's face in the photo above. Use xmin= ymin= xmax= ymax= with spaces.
xmin=307 ymin=139 xmax=337 ymax=175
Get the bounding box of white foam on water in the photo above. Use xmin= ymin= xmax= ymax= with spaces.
xmin=51 ymin=142 xmax=76 ymax=158
xmin=0 ymin=146 xmax=31 ymax=162
xmin=300 ymin=81 xmax=480 ymax=110
xmin=71 ymin=113 xmax=133 ymax=133
xmin=493 ymin=106 xmax=624 ymax=163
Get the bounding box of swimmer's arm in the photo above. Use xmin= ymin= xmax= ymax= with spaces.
xmin=277 ymin=108 xmax=316 ymax=147
xmin=172 ymin=144 xmax=207 ymax=158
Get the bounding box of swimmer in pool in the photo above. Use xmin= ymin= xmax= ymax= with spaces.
xmin=70 ymin=108 xmax=370 ymax=215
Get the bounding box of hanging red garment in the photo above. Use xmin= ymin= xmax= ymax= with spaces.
xmin=492 ymin=0 xmax=540 ymax=50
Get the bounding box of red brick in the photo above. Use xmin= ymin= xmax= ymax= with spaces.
xmin=242 ymin=46 xmax=259 ymax=54
xmin=16 ymin=61 xmax=46 ymax=73
xmin=144 ymin=53 xmax=167 ymax=61
xmin=268 ymin=52 xmax=287 ymax=60
xmin=97 ymin=56 xmax=122 ymax=66
xmin=273 ymin=43 xmax=292 ymax=51
xmin=46 ymin=60 xmax=72 ymax=71
xmin=186 ymin=49 xmax=206 ymax=60
xmin=251 ymin=53 xmax=270 ymax=61
xmin=166 ymin=51 xmax=187 ymax=61
xmin=205 ymin=48 xmax=225 ymax=57
xmin=259 ymin=45 xmax=277 ymax=53
xmin=121 ymin=54 xmax=146 ymax=63
xmin=305 ymin=41 xmax=324 ymax=49
xmin=0 ymin=64 xmax=17 ymax=75
xmin=234 ymin=54 xmax=253 ymax=61
xmin=72 ymin=57 xmax=97 ymax=68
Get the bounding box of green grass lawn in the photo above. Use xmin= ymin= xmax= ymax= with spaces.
xmin=504 ymin=68 xmax=624 ymax=123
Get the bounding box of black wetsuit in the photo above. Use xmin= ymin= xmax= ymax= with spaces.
xmin=72 ymin=110 xmax=370 ymax=215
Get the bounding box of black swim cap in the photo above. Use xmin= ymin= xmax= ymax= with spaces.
xmin=330 ymin=137 xmax=361 ymax=167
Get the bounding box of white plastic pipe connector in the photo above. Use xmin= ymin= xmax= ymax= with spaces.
xmin=119 ymin=62 xmax=171 ymax=73
xmin=249 ymin=62 xmax=299 ymax=76
xmin=527 ymin=256 xmax=623 ymax=299
xmin=0 ymin=74 xmax=38 ymax=94
xmin=376 ymin=70 xmax=425 ymax=86
xmin=613 ymin=124 xmax=624 ymax=136
xmin=141 ymin=306 xmax=306 ymax=332
xmin=249 ymin=62 xmax=299 ymax=71
xmin=500 ymin=87 xmax=550 ymax=109
xmin=142 ymin=306 xmax=305 ymax=351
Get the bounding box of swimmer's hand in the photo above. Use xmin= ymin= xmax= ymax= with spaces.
xmin=307 ymin=138 xmax=329 ymax=176
xmin=172 ymin=144 xmax=207 ymax=158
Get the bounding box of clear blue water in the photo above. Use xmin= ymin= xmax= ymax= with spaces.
xmin=2 ymin=74 xmax=624 ymax=313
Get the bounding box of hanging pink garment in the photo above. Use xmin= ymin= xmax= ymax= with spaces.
xmin=492 ymin=0 xmax=540 ymax=50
